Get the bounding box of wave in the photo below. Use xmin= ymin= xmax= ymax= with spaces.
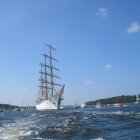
xmin=0 ymin=105 xmax=140 ymax=140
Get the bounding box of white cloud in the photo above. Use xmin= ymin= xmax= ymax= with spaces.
xmin=127 ymin=22 xmax=140 ymax=33
xmin=105 ymin=64 xmax=112 ymax=69
xmin=85 ymin=80 xmax=93 ymax=85
xmin=96 ymin=8 xmax=108 ymax=17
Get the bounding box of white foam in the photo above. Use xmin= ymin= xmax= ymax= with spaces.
xmin=0 ymin=117 xmax=35 ymax=139
xmin=90 ymin=137 xmax=106 ymax=140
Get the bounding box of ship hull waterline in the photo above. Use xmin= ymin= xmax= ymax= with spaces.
xmin=36 ymin=99 xmax=60 ymax=111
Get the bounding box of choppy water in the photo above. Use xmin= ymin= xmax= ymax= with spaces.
xmin=0 ymin=104 xmax=140 ymax=140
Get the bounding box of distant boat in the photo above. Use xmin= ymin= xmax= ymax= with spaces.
xmin=135 ymin=94 xmax=140 ymax=104
xmin=13 ymin=107 xmax=21 ymax=111
xmin=36 ymin=45 xmax=65 ymax=111
xmin=95 ymin=102 xmax=102 ymax=108
xmin=60 ymin=106 xmax=64 ymax=109
xmin=81 ymin=103 xmax=87 ymax=108
xmin=114 ymin=103 xmax=124 ymax=107
xmin=21 ymin=107 xmax=24 ymax=111
xmin=74 ymin=101 xmax=80 ymax=108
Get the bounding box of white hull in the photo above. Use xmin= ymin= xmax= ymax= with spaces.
xmin=36 ymin=99 xmax=59 ymax=110
xmin=81 ymin=103 xmax=87 ymax=108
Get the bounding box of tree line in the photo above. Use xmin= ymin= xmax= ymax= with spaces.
xmin=85 ymin=95 xmax=137 ymax=106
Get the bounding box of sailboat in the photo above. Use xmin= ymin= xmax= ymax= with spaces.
xmin=135 ymin=94 xmax=140 ymax=104
xmin=36 ymin=45 xmax=65 ymax=111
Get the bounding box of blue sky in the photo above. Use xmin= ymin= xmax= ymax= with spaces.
xmin=0 ymin=0 xmax=140 ymax=106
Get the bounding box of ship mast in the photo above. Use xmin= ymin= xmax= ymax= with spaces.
xmin=39 ymin=57 xmax=48 ymax=101
xmin=38 ymin=44 xmax=62 ymax=101
xmin=49 ymin=44 xmax=54 ymax=97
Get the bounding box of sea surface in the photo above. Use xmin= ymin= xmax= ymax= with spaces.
xmin=0 ymin=104 xmax=140 ymax=140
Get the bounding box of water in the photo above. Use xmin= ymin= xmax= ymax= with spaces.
xmin=0 ymin=104 xmax=140 ymax=140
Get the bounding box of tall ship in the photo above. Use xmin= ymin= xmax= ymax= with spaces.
xmin=36 ymin=45 xmax=65 ymax=110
